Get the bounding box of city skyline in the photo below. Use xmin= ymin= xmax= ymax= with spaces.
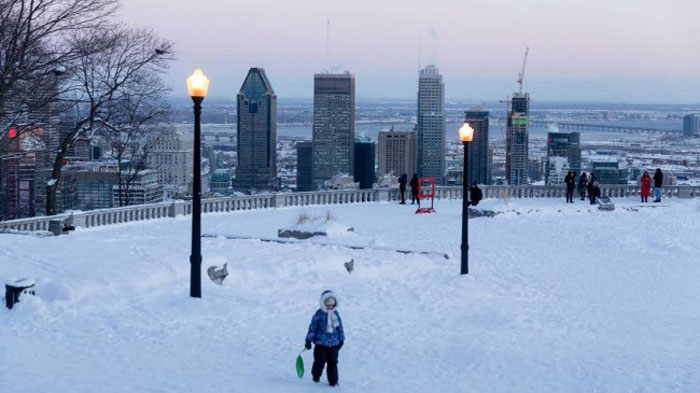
xmin=121 ymin=0 xmax=700 ymax=103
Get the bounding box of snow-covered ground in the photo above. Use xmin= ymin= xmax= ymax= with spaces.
xmin=2 ymin=198 xmax=700 ymax=392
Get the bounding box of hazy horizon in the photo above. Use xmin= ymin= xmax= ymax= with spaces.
xmin=122 ymin=0 xmax=700 ymax=104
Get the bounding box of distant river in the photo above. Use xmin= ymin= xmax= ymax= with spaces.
xmin=203 ymin=119 xmax=681 ymax=143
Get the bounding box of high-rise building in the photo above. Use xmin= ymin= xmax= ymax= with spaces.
xmin=354 ymin=140 xmax=376 ymax=189
xmin=545 ymin=132 xmax=581 ymax=185
xmin=683 ymin=114 xmax=699 ymax=137
xmin=148 ymin=126 xmax=193 ymax=197
xmin=464 ymin=111 xmax=490 ymax=185
xmin=505 ymin=93 xmax=530 ymax=185
xmin=234 ymin=67 xmax=278 ymax=192
xmin=377 ymin=130 xmax=417 ymax=177
xmin=296 ymin=141 xmax=313 ymax=192
xmin=417 ymin=65 xmax=445 ymax=184
xmin=312 ymin=72 xmax=355 ymax=189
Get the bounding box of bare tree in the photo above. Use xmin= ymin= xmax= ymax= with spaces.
xmin=0 ymin=0 xmax=118 ymax=134
xmin=101 ymin=71 xmax=172 ymax=206
xmin=44 ymin=26 xmax=173 ymax=214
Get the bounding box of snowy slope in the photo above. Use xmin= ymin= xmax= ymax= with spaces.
xmin=1 ymin=198 xmax=700 ymax=392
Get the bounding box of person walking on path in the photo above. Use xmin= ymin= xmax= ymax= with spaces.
xmin=409 ymin=174 xmax=419 ymax=205
xmin=305 ymin=290 xmax=345 ymax=387
xmin=578 ymin=172 xmax=588 ymax=201
xmin=469 ymin=182 xmax=482 ymax=206
xmin=398 ymin=173 xmax=408 ymax=204
xmin=640 ymin=171 xmax=652 ymax=203
xmin=653 ymin=168 xmax=663 ymax=202
xmin=565 ymin=171 xmax=576 ymax=203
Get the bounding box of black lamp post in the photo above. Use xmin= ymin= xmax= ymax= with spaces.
xmin=459 ymin=122 xmax=475 ymax=275
xmin=186 ymin=69 xmax=209 ymax=298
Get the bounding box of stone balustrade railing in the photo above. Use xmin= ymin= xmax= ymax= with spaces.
xmin=1 ymin=185 xmax=698 ymax=232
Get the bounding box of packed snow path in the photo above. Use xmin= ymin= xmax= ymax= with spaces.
xmin=2 ymin=199 xmax=699 ymax=392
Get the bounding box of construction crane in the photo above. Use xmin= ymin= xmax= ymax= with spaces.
xmin=516 ymin=46 xmax=529 ymax=95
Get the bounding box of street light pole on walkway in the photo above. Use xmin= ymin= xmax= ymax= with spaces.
xmin=186 ymin=69 xmax=209 ymax=298
xmin=459 ymin=122 xmax=474 ymax=275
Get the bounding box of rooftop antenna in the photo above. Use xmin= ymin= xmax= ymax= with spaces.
xmin=517 ymin=46 xmax=529 ymax=95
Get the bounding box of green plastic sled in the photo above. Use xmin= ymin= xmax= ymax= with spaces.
xmin=296 ymin=353 xmax=305 ymax=378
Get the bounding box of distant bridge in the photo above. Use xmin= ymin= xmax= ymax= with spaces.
xmin=202 ymin=130 xmax=235 ymax=141
xmin=490 ymin=119 xmax=683 ymax=135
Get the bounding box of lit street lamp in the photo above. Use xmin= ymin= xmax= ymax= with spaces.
xmin=186 ymin=69 xmax=209 ymax=298
xmin=459 ymin=122 xmax=474 ymax=275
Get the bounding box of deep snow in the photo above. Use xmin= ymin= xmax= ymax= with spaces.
xmin=1 ymin=198 xmax=700 ymax=392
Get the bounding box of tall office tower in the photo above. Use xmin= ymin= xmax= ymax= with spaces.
xmin=296 ymin=141 xmax=313 ymax=192
xmin=505 ymin=93 xmax=530 ymax=184
xmin=234 ymin=67 xmax=278 ymax=193
xmin=354 ymin=140 xmax=376 ymax=189
xmin=377 ymin=130 xmax=417 ymax=177
xmin=683 ymin=114 xmax=700 ymax=137
xmin=464 ymin=111 xmax=490 ymax=185
xmin=312 ymin=72 xmax=355 ymax=189
xmin=545 ymin=132 xmax=581 ymax=185
xmin=417 ymin=65 xmax=445 ymax=184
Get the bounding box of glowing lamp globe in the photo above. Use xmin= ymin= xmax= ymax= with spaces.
xmin=186 ymin=69 xmax=210 ymax=98
xmin=459 ymin=123 xmax=474 ymax=143
xmin=8 ymin=127 xmax=17 ymax=139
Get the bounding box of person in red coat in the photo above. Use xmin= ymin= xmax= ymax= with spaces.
xmin=640 ymin=171 xmax=652 ymax=203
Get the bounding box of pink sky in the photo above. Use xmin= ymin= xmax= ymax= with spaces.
xmin=122 ymin=0 xmax=700 ymax=102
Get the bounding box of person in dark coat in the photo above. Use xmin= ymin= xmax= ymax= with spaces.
xmin=587 ymin=173 xmax=598 ymax=205
xmin=306 ymin=290 xmax=345 ymax=386
xmin=469 ymin=182 xmax=482 ymax=206
xmin=578 ymin=172 xmax=588 ymax=201
xmin=409 ymin=174 xmax=419 ymax=205
xmin=653 ymin=168 xmax=663 ymax=202
xmin=564 ymin=171 xmax=576 ymax=203
xmin=640 ymin=171 xmax=651 ymax=203
xmin=398 ymin=173 xmax=408 ymax=204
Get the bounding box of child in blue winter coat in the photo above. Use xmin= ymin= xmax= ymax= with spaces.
xmin=305 ymin=290 xmax=345 ymax=386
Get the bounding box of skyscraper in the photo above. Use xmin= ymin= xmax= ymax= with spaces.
xmin=296 ymin=141 xmax=313 ymax=192
xmin=234 ymin=67 xmax=277 ymax=192
xmin=545 ymin=132 xmax=581 ymax=185
xmin=505 ymin=93 xmax=530 ymax=185
xmin=353 ymin=140 xmax=376 ymax=189
xmin=683 ymin=114 xmax=699 ymax=138
xmin=312 ymin=72 xmax=355 ymax=189
xmin=417 ymin=65 xmax=445 ymax=185
xmin=377 ymin=130 xmax=417 ymax=177
xmin=464 ymin=110 xmax=490 ymax=185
